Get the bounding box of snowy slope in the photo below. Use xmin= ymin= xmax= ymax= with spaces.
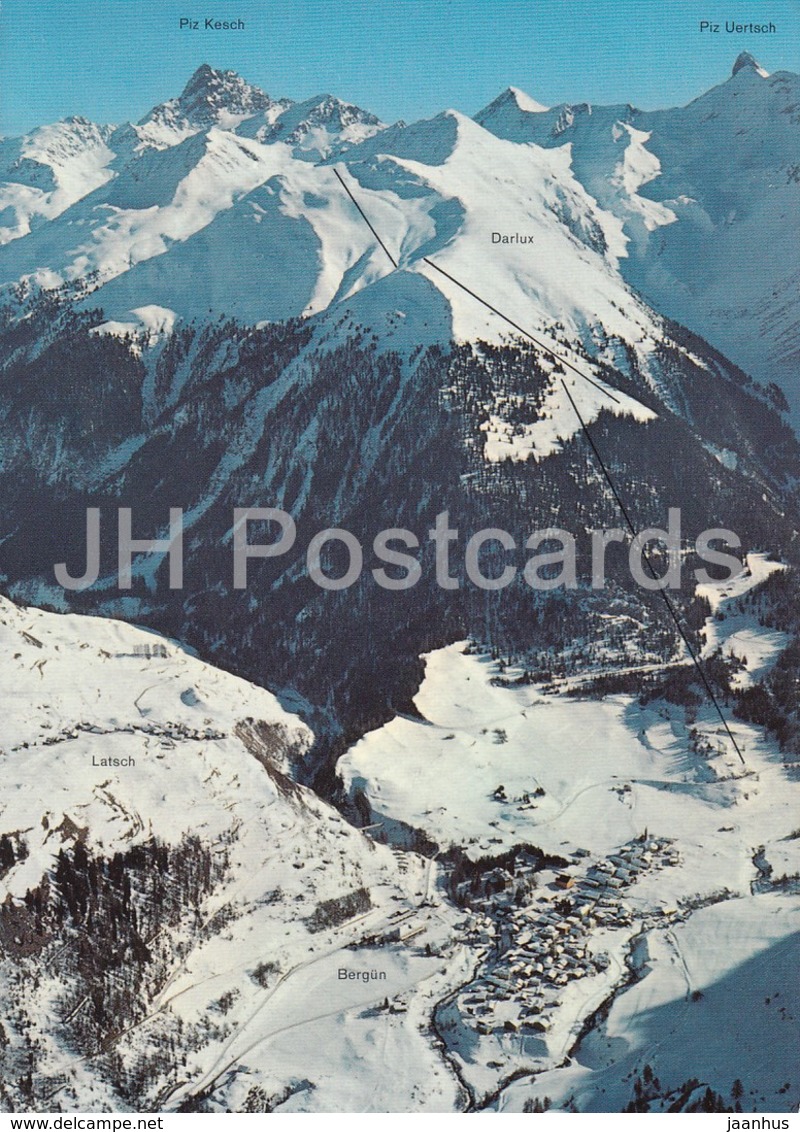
xmin=339 ymin=556 xmax=796 ymax=865
xmin=0 ymin=593 xmax=307 ymax=891
xmin=0 ymin=118 xmax=116 ymax=244
xmin=339 ymin=636 xmax=789 ymax=865
xmin=696 ymin=554 xmax=790 ymax=687
xmin=0 ymin=596 xmax=464 ymax=1112
xmin=342 ymin=109 xmax=657 ymax=346
xmin=0 ymin=129 xmax=304 ymax=294
xmin=477 ymin=55 xmax=800 ymax=423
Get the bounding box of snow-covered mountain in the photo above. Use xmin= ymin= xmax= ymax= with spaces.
xmin=237 ymin=93 xmax=386 ymax=160
xmin=137 ymin=63 xmax=289 ymax=143
xmin=0 ymin=56 xmax=794 ymax=437
xmin=0 ymin=95 xmax=647 ymax=348
xmin=0 ymin=117 xmax=116 ymax=244
xmin=0 ymin=595 xmax=461 ymax=1111
xmin=0 ymin=65 xmax=376 ymax=251
xmin=476 ymin=53 xmax=800 ymax=423
xmin=1 ymin=57 xmax=796 ymax=431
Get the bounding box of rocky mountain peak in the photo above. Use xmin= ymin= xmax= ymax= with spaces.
xmin=732 ymin=51 xmax=770 ymax=78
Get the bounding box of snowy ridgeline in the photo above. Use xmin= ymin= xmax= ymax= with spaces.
xmin=0 ymin=55 xmax=798 ymax=419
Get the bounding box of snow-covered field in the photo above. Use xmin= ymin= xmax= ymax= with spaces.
xmin=339 ymin=558 xmax=800 ymax=1109
xmin=696 ymin=553 xmax=789 ymax=687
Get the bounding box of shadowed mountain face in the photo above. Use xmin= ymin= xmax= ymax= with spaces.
xmin=0 ymin=286 xmax=799 ymax=784
xmin=0 ymin=60 xmax=798 ymax=768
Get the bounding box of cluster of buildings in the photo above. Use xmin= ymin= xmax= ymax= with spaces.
xmin=14 ymin=718 xmax=225 ymax=752
xmin=454 ymin=836 xmax=679 ymax=1039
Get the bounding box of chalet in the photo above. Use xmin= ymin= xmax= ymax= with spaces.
xmin=555 ymin=873 xmax=576 ymax=889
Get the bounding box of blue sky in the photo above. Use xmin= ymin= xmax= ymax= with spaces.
xmin=1 ymin=0 xmax=799 ymax=135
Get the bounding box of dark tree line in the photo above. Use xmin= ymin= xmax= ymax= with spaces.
xmin=1 ymin=291 xmax=800 ymax=791
xmin=0 ymin=835 xmax=229 ymax=1110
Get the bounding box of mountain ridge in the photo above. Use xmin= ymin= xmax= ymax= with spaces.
xmin=475 ymin=53 xmax=800 ymax=422
xmin=0 ymin=56 xmax=796 ymax=424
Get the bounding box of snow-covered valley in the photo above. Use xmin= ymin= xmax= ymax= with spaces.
xmin=339 ymin=557 xmax=800 ymax=1111
xmin=3 ymin=556 xmax=797 ymax=1112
